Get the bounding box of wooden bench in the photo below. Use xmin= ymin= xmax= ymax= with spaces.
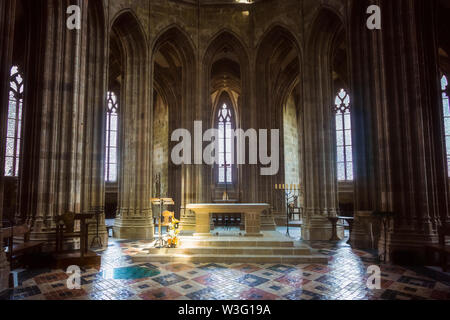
xmin=2 ymin=225 xmax=45 ymax=269
xmin=426 ymin=225 xmax=450 ymax=272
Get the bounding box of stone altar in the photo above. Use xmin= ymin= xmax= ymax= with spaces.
xmin=186 ymin=203 xmax=270 ymax=237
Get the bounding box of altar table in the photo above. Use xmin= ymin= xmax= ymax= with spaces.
xmin=186 ymin=203 xmax=270 ymax=237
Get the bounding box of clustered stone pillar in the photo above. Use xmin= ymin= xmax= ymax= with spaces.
xmin=80 ymin=0 xmax=108 ymax=248
xmin=301 ymin=13 xmax=341 ymax=241
xmin=0 ymin=0 xmax=15 ymax=293
xmin=16 ymin=0 xmax=108 ymax=250
xmin=113 ymin=14 xmax=154 ymax=240
xmin=349 ymin=0 xmax=384 ymax=249
xmin=350 ymin=0 xmax=449 ymax=262
xmin=375 ymin=0 xmax=449 ymax=263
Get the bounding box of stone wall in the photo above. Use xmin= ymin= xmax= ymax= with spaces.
xmin=152 ymin=94 xmax=169 ymax=197
xmin=283 ymin=95 xmax=300 ymax=188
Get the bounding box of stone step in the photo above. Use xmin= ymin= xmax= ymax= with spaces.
xmin=178 ymin=239 xmax=295 ymax=248
xmin=132 ymin=253 xmax=328 ymax=264
xmin=145 ymin=246 xmax=311 ymax=256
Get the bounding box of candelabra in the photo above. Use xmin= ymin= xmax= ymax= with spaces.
xmin=274 ymin=184 xmax=301 ymax=237
xmin=152 ymin=173 xmax=174 ymax=248
xmin=90 ymin=206 xmax=104 ymax=249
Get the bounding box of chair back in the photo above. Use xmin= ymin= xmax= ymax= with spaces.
xmin=55 ymin=212 xmax=76 ymax=233
xmin=162 ymin=211 xmax=175 ymax=226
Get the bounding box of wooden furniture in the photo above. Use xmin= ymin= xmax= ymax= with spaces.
xmin=212 ymin=199 xmax=239 ymax=229
xmin=55 ymin=213 xmax=93 ymax=257
xmin=151 ymin=198 xmax=175 ymax=248
xmin=426 ymin=224 xmax=450 ymax=272
xmin=288 ymin=204 xmax=302 ymax=221
xmin=328 ymin=217 xmax=341 ymax=241
xmin=105 ymin=220 xmax=114 ymax=238
xmin=53 ymin=213 xmax=100 ymax=269
xmin=162 ymin=211 xmax=175 ymax=231
xmin=186 ymin=203 xmax=270 ymax=237
xmin=2 ymin=225 xmax=44 ymax=269
xmin=338 ymin=216 xmax=354 ymax=244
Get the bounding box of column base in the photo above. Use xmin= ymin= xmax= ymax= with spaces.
xmin=378 ymin=229 xmax=438 ymax=265
xmin=114 ymin=217 xmax=154 ymax=240
xmin=350 ymin=211 xmax=381 ymax=249
xmin=0 ymin=252 xmax=9 ymax=294
xmin=301 ymin=214 xmax=344 ymax=241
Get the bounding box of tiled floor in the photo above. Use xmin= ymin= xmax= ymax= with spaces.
xmin=1 ymin=227 xmax=450 ymax=300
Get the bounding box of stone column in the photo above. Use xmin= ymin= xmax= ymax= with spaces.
xmin=80 ymin=1 xmax=108 ymax=248
xmin=17 ymin=0 xmax=92 ymax=250
xmin=0 ymin=0 xmax=15 ymax=293
xmin=374 ymin=0 xmax=449 ymax=263
xmin=301 ymin=12 xmax=342 ymax=240
xmin=113 ymin=13 xmax=153 ymax=240
xmin=348 ymin=0 xmax=384 ymax=249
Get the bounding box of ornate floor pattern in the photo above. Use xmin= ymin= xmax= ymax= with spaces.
xmin=1 ymin=228 xmax=450 ymax=300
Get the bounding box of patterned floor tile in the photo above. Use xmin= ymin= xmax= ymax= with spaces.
xmin=164 ymin=263 xmax=193 ymax=273
xmin=236 ymin=274 xmax=269 ymax=288
xmin=138 ymin=287 xmax=181 ymax=300
xmin=275 ymin=274 xmax=311 ymax=288
xmin=239 ymin=288 xmax=279 ymax=300
xmin=232 ymin=264 xmax=262 ymax=274
xmin=186 ymin=287 xmax=218 ymax=300
xmin=152 ymin=273 xmax=188 ymax=287
xmin=5 ymin=228 xmax=450 ymax=300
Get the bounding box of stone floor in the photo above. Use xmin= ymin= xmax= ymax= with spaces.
xmin=1 ymin=227 xmax=450 ymax=300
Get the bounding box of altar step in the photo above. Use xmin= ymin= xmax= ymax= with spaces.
xmin=131 ymin=231 xmax=328 ymax=264
xmin=176 ymin=239 xmax=296 ymax=248
xmin=145 ymin=246 xmax=311 ymax=256
xmin=132 ymin=253 xmax=327 ymax=264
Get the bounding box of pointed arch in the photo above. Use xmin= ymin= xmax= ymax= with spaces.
xmin=203 ymin=29 xmax=250 ymax=129
xmin=255 ymin=24 xmax=302 ymax=207
xmin=151 ymin=24 xmax=197 ymax=217
xmin=201 ymin=30 xmax=250 ymax=200
xmin=111 ymin=10 xmax=153 ymax=239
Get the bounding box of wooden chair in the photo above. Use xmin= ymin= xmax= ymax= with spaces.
xmin=217 ymin=214 xmax=224 ymax=227
xmin=224 ymin=215 xmax=230 ymax=230
xmin=426 ymin=224 xmax=450 ymax=272
xmin=162 ymin=211 xmax=175 ymax=232
xmin=55 ymin=212 xmax=93 ymax=257
xmin=3 ymin=224 xmax=45 ymax=269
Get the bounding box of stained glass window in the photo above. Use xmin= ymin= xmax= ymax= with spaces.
xmin=217 ymin=104 xmax=233 ymax=184
xmin=334 ymin=89 xmax=353 ymax=181
xmin=5 ymin=66 xmax=24 ymax=177
xmin=442 ymin=75 xmax=450 ymax=176
xmin=105 ymin=91 xmax=118 ymax=182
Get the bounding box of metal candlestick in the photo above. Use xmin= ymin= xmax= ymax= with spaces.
xmin=274 ymin=184 xmax=301 ymax=238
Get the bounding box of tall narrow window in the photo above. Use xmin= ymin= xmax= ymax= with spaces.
xmin=105 ymin=91 xmax=118 ymax=182
xmin=441 ymin=75 xmax=450 ymax=176
xmin=5 ymin=66 xmax=24 ymax=177
xmin=334 ymin=89 xmax=353 ymax=181
xmin=217 ymin=103 xmax=233 ymax=184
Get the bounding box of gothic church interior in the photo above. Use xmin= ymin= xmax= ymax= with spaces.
xmin=0 ymin=0 xmax=450 ymax=301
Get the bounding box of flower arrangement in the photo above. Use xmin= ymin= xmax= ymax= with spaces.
xmin=166 ymin=217 xmax=181 ymax=248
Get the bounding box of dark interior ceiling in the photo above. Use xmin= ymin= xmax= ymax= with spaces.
xmin=169 ymin=0 xmax=260 ymax=5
